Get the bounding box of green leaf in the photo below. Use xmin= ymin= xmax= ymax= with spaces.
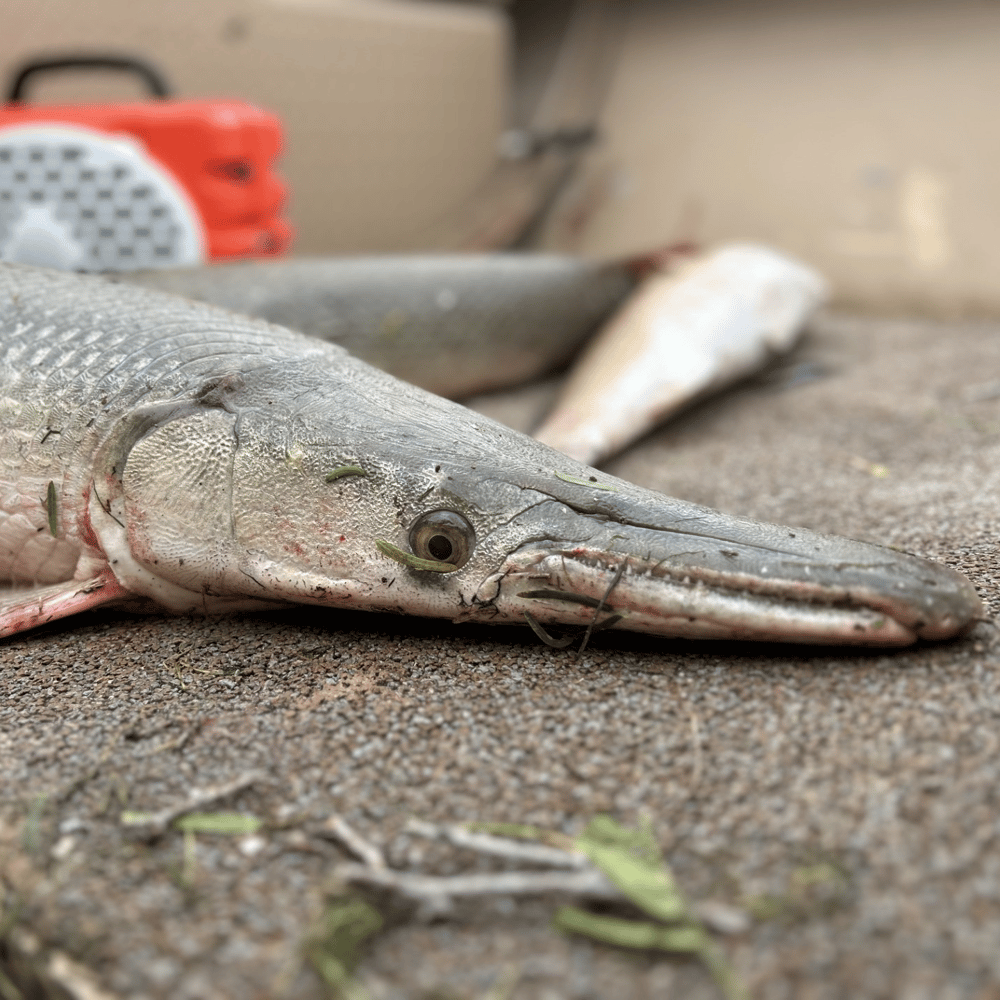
xmin=375 ymin=539 xmax=455 ymax=573
xmin=575 ymin=815 xmax=686 ymax=923
xmin=306 ymin=897 xmax=383 ymax=998
xmin=580 ymin=814 xmax=661 ymax=865
xmin=173 ymin=812 xmax=263 ymax=836
xmin=119 ymin=810 xmax=155 ymax=826
xmin=564 ymin=817 xmax=751 ymax=1000
xmin=554 ymin=906 xmax=705 ymax=952
xmin=554 ymin=471 xmax=618 ymax=492
xmin=581 ymin=841 xmax=688 ymax=923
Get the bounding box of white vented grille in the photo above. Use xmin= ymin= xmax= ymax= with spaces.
xmin=0 ymin=123 xmax=204 ymax=271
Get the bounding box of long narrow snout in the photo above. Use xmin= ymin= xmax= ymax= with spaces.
xmin=466 ymin=484 xmax=981 ymax=645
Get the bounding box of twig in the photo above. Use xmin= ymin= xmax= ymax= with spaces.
xmin=121 ymin=771 xmax=266 ymax=839
xmin=334 ymin=820 xmax=750 ymax=935
xmin=405 ymin=819 xmax=588 ymax=869
xmin=334 ymin=861 xmax=620 ymax=918
xmin=319 ymin=815 xmax=386 ymax=870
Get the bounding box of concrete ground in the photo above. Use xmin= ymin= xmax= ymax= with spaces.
xmin=1 ymin=310 xmax=999 ymax=1000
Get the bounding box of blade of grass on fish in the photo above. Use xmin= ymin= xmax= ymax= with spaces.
xmin=173 ymin=812 xmax=263 ymax=836
xmin=324 ymin=465 xmax=368 ymax=482
xmin=553 ymin=470 xmax=618 ymax=491
xmin=523 ymin=610 xmax=575 ymax=648
xmin=45 ymin=481 xmax=58 ymax=537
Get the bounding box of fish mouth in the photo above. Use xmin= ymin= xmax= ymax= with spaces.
xmin=477 ymin=520 xmax=983 ymax=647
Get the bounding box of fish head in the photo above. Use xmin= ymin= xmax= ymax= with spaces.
xmin=106 ymin=356 xmax=982 ymax=645
xmin=356 ymin=449 xmax=982 ymax=648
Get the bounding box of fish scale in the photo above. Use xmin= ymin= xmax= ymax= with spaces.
xmin=122 ymin=255 xmax=637 ymax=399
xmin=0 ymin=270 xmax=307 ymax=586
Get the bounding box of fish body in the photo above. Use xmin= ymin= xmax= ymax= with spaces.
xmin=121 ymin=255 xmax=636 ymax=399
xmin=0 ymin=263 xmax=982 ymax=644
xmin=534 ymin=245 xmax=827 ymax=464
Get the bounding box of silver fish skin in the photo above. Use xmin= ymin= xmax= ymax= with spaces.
xmin=0 ymin=264 xmax=982 ymax=643
xmin=119 ymin=255 xmax=635 ymax=399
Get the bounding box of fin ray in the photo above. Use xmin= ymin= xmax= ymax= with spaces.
xmin=0 ymin=572 xmax=128 ymax=638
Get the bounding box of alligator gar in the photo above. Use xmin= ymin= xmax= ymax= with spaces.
xmin=121 ymin=255 xmax=636 ymax=399
xmin=0 ymin=262 xmax=982 ymax=643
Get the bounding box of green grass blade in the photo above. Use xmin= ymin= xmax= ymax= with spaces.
xmin=173 ymin=812 xmax=263 ymax=835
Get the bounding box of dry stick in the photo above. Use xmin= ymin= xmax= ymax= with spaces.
xmin=335 ymin=860 xmax=747 ymax=933
xmin=121 ymin=771 xmax=266 ymax=839
xmin=319 ymin=815 xmax=387 ymax=870
xmin=334 ymin=862 xmax=620 ymax=917
xmin=335 ymin=823 xmax=749 ymax=936
xmin=405 ymin=819 xmax=589 ymax=869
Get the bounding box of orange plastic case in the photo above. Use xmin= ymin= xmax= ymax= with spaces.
xmin=0 ymin=58 xmax=292 ymax=271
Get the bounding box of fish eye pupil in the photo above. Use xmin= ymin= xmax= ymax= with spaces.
xmin=428 ymin=534 xmax=453 ymax=561
xmin=408 ymin=510 xmax=475 ymax=569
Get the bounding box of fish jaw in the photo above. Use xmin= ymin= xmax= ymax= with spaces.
xmin=464 ymin=510 xmax=983 ymax=646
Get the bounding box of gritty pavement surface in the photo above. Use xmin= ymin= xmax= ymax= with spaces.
xmin=1 ymin=311 xmax=999 ymax=1000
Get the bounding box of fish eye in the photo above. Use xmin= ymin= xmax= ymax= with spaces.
xmin=408 ymin=510 xmax=475 ymax=569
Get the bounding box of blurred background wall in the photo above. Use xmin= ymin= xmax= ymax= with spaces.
xmin=2 ymin=0 xmax=509 ymax=254
xmin=4 ymin=0 xmax=1000 ymax=314
xmin=536 ymin=0 xmax=1000 ymax=318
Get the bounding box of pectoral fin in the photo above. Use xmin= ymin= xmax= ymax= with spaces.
xmin=0 ymin=571 xmax=129 ymax=638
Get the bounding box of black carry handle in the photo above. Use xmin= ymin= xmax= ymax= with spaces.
xmin=7 ymin=54 xmax=171 ymax=103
